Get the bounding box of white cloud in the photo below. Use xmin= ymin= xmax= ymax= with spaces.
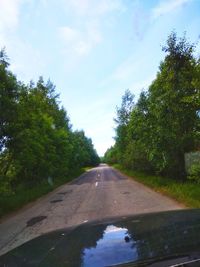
xmin=59 ymin=22 xmax=102 ymax=56
xmin=59 ymin=0 xmax=125 ymax=57
xmin=152 ymin=0 xmax=192 ymax=19
xmin=0 ymin=0 xmax=45 ymax=82
xmin=59 ymin=26 xmax=79 ymax=43
xmin=9 ymin=37 xmax=45 ymax=82
xmin=0 ymin=0 xmax=21 ymax=32
xmin=65 ymin=0 xmax=124 ymax=17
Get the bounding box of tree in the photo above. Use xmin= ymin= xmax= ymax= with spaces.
xmin=0 ymin=49 xmax=19 ymax=152
xmin=71 ymin=130 xmax=99 ymax=168
xmin=107 ymin=32 xmax=200 ymax=179
xmin=0 ymin=49 xmax=99 ymax=196
xmin=114 ymin=89 xmax=134 ymax=165
xmin=147 ymin=32 xmax=200 ymax=177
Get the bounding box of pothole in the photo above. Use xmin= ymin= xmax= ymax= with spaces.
xmin=123 ymin=192 xmax=130 ymax=194
xmin=50 ymin=199 xmax=63 ymax=203
xmin=57 ymin=190 xmax=72 ymax=195
xmin=26 ymin=216 xmax=47 ymax=227
xmin=57 ymin=192 xmax=67 ymax=195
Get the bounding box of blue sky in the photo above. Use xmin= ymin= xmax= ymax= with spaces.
xmin=0 ymin=0 xmax=200 ymax=156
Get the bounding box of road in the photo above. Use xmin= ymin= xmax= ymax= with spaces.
xmin=0 ymin=164 xmax=184 ymax=256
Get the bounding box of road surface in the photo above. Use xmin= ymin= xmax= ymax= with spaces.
xmin=0 ymin=164 xmax=184 ymax=256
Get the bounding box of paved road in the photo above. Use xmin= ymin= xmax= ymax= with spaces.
xmin=0 ymin=164 xmax=184 ymax=256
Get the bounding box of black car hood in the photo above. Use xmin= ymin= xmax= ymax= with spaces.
xmin=0 ymin=209 xmax=200 ymax=267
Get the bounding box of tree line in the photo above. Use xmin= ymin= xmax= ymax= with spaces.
xmin=0 ymin=49 xmax=99 ymax=196
xmin=104 ymin=32 xmax=200 ymax=181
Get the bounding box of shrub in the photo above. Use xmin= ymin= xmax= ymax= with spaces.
xmin=188 ymin=164 xmax=200 ymax=183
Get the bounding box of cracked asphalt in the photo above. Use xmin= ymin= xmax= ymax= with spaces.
xmin=0 ymin=164 xmax=184 ymax=256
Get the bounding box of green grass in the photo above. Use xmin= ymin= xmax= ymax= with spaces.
xmin=0 ymin=168 xmax=85 ymax=218
xmin=83 ymin=166 xmax=94 ymax=171
xmin=113 ymin=164 xmax=200 ymax=208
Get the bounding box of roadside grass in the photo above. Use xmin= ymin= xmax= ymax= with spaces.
xmin=83 ymin=166 xmax=94 ymax=171
xmin=113 ymin=164 xmax=200 ymax=208
xmin=0 ymin=168 xmax=85 ymax=218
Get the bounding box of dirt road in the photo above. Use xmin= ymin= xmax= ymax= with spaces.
xmin=0 ymin=164 xmax=184 ymax=256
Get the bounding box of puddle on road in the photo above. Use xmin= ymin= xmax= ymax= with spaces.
xmin=26 ymin=216 xmax=47 ymax=227
xmin=123 ymin=192 xmax=130 ymax=194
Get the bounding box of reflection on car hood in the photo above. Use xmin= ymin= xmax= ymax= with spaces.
xmin=0 ymin=209 xmax=200 ymax=267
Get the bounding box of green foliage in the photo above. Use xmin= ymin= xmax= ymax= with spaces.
xmin=104 ymin=146 xmax=118 ymax=165
xmin=146 ymin=32 xmax=199 ymax=177
xmin=113 ymin=89 xmax=135 ymax=165
xmin=0 ymin=49 xmax=100 ymax=206
xmin=0 ymin=167 xmax=85 ymax=217
xmin=0 ymin=49 xmax=19 ymax=152
xmin=188 ymin=164 xmax=200 ymax=183
xmin=71 ymin=130 xmax=99 ymax=168
xmin=105 ymin=32 xmax=200 ymax=180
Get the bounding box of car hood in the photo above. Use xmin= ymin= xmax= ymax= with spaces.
xmin=0 ymin=209 xmax=200 ymax=267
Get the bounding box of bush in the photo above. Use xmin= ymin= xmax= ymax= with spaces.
xmin=188 ymin=164 xmax=200 ymax=183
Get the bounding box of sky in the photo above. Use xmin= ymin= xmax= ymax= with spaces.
xmin=0 ymin=0 xmax=200 ymax=156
